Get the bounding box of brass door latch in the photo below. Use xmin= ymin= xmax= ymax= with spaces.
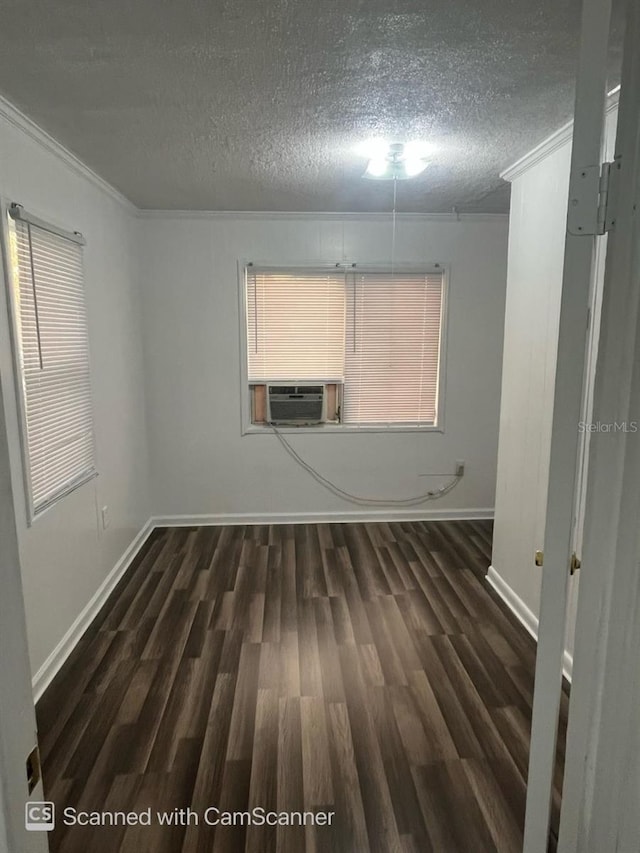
xmin=534 ymin=550 xmax=580 ymax=574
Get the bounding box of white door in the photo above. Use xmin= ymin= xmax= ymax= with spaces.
xmin=522 ymin=0 xmax=618 ymax=848
xmin=557 ymin=0 xmax=640 ymax=845
xmin=564 ymin=96 xmax=618 ymax=673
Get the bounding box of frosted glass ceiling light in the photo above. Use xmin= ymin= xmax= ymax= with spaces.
xmin=355 ymin=138 xmax=390 ymax=160
xmin=365 ymin=158 xmax=391 ymax=178
xmin=404 ymin=157 xmax=429 ymax=177
xmin=360 ymin=141 xmax=429 ymax=180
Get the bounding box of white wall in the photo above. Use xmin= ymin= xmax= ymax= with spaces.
xmin=491 ymin=137 xmax=572 ymax=619
xmin=491 ymin=103 xmax=618 ymax=663
xmin=0 ymin=98 xmax=509 ymax=696
xmin=0 ymin=100 xmax=150 ymax=682
xmin=137 ymin=213 xmax=508 ymax=519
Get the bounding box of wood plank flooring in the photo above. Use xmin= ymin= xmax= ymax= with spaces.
xmin=37 ymin=521 xmax=567 ymax=853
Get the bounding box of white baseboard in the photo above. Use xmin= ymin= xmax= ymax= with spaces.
xmin=31 ymin=510 xmax=493 ymax=701
xmin=486 ymin=565 xmax=573 ymax=682
xmin=151 ymin=509 xmax=494 ymax=527
xmin=32 ymin=518 xmax=154 ymax=702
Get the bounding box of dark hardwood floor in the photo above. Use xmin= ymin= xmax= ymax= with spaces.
xmin=37 ymin=521 xmax=567 ymax=853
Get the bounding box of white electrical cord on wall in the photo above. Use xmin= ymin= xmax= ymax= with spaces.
xmin=269 ymin=425 xmax=462 ymax=507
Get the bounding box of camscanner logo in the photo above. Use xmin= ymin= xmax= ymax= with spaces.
xmin=25 ymin=802 xmax=55 ymax=831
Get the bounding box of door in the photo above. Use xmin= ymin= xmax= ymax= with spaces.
xmin=558 ymin=0 xmax=640 ymax=846
xmin=564 ymin=97 xmax=618 ymax=674
xmin=522 ymin=0 xmax=617 ymax=848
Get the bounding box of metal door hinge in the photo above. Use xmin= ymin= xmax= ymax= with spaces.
xmin=598 ymin=157 xmax=621 ymax=233
xmin=570 ymin=553 xmax=581 ymax=575
xmin=568 ymin=157 xmax=621 ymax=236
xmin=534 ymin=550 xmax=544 ymax=567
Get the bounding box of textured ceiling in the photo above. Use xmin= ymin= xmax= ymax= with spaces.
xmin=0 ymin=0 xmax=622 ymax=212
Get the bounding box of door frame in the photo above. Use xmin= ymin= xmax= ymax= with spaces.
xmin=558 ymin=0 xmax=640 ymax=847
xmin=522 ymin=0 xmax=614 ymax=848
xmin=563 ymin=96 xmax=618 ymax=670
xmin=0 ymin=371 xmax=49 ymax=851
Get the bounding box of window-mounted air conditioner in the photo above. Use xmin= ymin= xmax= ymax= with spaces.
xmin=267 ymin=383 xmax=326 ymax=425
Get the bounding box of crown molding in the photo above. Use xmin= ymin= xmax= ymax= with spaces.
xmin=501 ymin=91 xmax=620 ymax=183
xmin=10 ymin=85 xmax=599 ymax=214
xmin=500 ymin=120 xmax=574 ymax=183
xmin=0 ymin=93 xmax=510 ymax=219
xmin=0 ymin=94 xmax=136 ymax=212
xmin=136 ymin=209 xmax=509 ymax=222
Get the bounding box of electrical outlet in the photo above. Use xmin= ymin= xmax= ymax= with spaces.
xmin=455 ymin=460 xmax=465 ymax=477
xmin=101 ymin=505 xmax=110 ymax=530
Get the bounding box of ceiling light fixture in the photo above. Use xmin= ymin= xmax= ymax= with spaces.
xmin=360 ymin=141 xmax=430 ymax=180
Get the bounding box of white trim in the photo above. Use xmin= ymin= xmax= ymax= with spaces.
xmin=0 ymin=94 xmax=135 ymax=212
xmin=0 ymin=91 xmax=509 ymax=220
xmin=500 ymin=121 xmax=574 ymax=183
xmin=136 ymin=209 xmax=510 ymax=222
xmin=522 ymin=3 xmax=613 ymax=845
xmin=501 ymin=92 xmax=620 ymax=183
xmin=486 ymin=565 xmax=539 ymax=636
xmin=558 ymin=22 xmax=640 ymax=848
xmin=151 ymin=510 xmax=494 ymax=526
xmin=237 ymin=262 xmax=451 ymax=436
xmin=0 ymin=88 xmax=619 ymax=219
xmin=486 ymin=566 xmax=573 ymax=681
xmin=242 ymin=423 xmax=445 ymax=436
xmin=0 ymin=98 xmax=511 ymax=220
xmin=31 ymin=518 xmax=154 ymax=702
xmin=31 ymin=510 xmax=493 ymax=702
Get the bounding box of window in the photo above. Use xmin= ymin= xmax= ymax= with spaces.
xmin=245 ymin=265 xmax=445 ymax=427
xmin=6 ymin=204 xmax=96 ymax=521
xmin=247 ymin=269 xmax=346 ymax=382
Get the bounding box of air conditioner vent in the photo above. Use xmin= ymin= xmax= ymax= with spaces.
xmin=267 ymin=384 xmax=326 ymax=425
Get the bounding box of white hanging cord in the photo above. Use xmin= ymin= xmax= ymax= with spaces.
xmin=269 ymin=425 xmax=461 ymax=506
xmin=391 ymin=177 xmax=398 ymax=276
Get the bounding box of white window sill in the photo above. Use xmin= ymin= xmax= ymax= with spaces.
xmin=242 ymin=423 xmax=444 ymax=436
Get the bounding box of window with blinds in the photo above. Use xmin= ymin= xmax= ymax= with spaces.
xmin=7 ymin=210 xmax=96 ymax=521
xmin=344 ymin=272 xmax=443 ymax=424
xmin=246 ymin=268 xmax=346 ymax=381
xmin=245 ymin=266 xmax=445 ymax=426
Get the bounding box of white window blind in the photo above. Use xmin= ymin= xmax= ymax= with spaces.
xmin=343 ymin=271 xmax=444 ymax=424
xmin=246 ymin=268 xmax=346 ymax=381
xmin=9 ymin=215 xmax=96 ymax=519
